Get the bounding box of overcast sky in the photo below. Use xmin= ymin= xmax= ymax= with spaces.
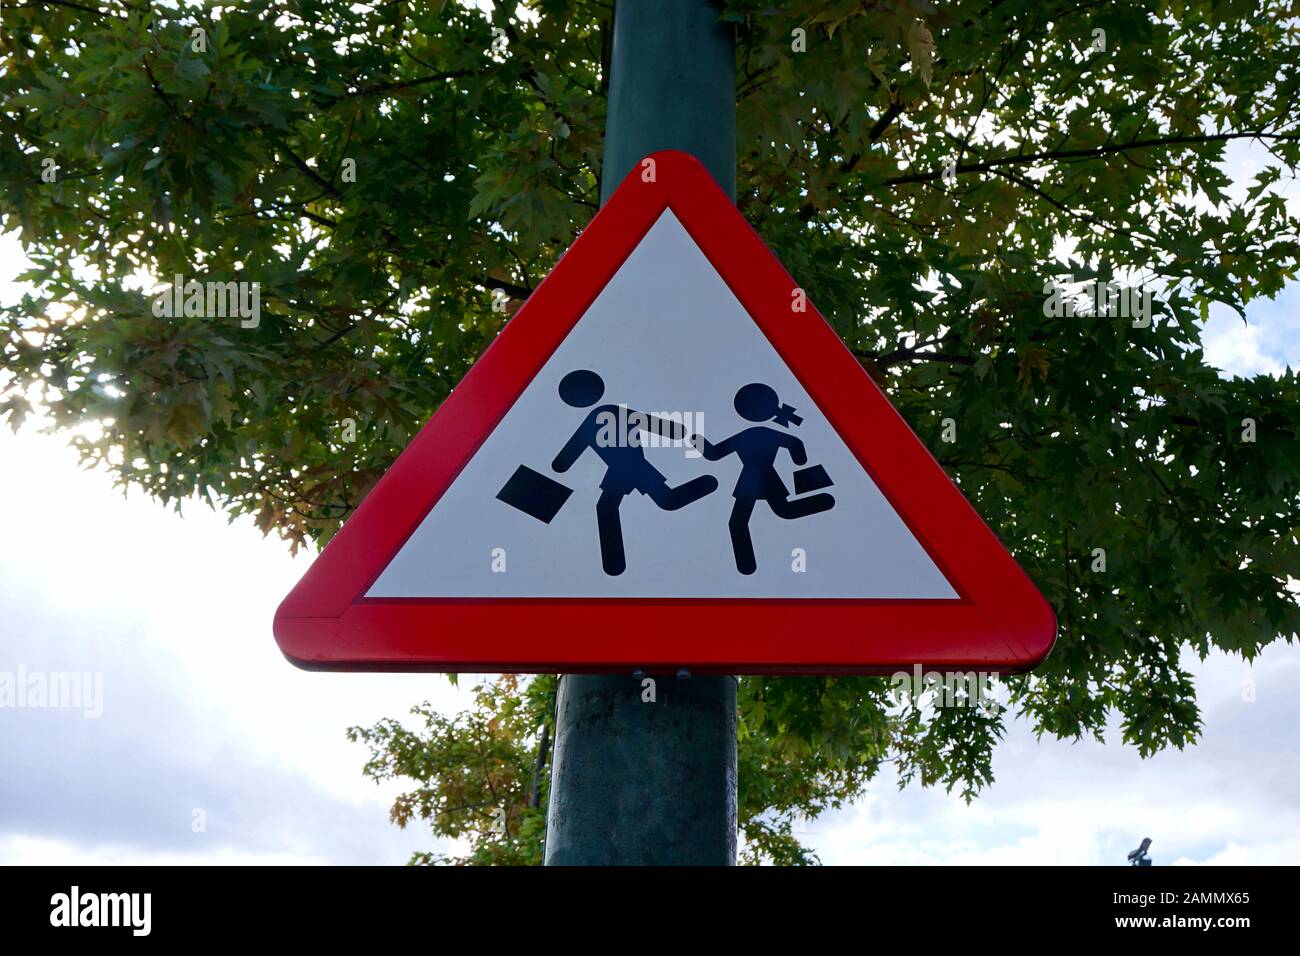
xmin=2 ymin=141 xmax=1297 ymax=866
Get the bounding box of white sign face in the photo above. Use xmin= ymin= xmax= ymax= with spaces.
xmin=367 ymin=210 xmax=958 ymax=600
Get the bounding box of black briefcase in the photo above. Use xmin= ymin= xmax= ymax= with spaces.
xmin=497 ymin=465 xmax=574 ymax=524
xmin=792 ymin=464 xmax=833 ymax=495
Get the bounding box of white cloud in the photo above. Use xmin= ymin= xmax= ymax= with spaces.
xmin=1201 ymin=285 xmax=1300 ymax=378
xmin=804 ymin=643 xmax=1300 ymax=866
xmin=0 ymin=424 xmax=472 ymax=865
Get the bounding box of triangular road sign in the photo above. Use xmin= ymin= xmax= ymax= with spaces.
xmin=274 ymin=151 xmax=1055 ymax=674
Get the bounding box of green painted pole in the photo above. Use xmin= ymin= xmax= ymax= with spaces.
xmin=543 ymin=0 xmax=738 ymax=867
xmin=597 ymin=0 xmax=736 ymax=205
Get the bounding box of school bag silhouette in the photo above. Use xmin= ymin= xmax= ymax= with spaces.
xmin=497 ymin=464 xmax=573 ymax=524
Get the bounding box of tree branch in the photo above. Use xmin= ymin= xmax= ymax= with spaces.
xmin=18 ymin=0 xmax=119 ymax=17
xmin=482 ymin=276 xmax=532 ymax=300
xmin=528 ymin=722 xmax=550 ymax=810
xmin=839 ymin=99 xmax=906 ymax=174
xmin=274 ymin=140 xmax=342 ymax=199
xmin=323 ymin=70 xmax=477 ymax=103
xmin=883 ymin=129 xmax=1300 ymax=188
xmin=856 ymin=345 xmax=976 ymax=368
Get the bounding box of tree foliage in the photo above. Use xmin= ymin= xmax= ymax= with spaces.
xmin=2 ymin=0 xmax=1298 ymax=863
xmin=347 ymin=675 xmax=555 ymax=866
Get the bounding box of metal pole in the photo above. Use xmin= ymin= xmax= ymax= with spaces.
xmin=597 ymin=0 xmax=736 ymax=205
xmin=543 ymin=0 xmax=738 ymax=867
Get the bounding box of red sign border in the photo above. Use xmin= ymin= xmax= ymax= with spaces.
xmin=274 ymin=151 xmax=1056 ymax=674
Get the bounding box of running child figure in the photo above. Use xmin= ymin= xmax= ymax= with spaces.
xmin=553 ymin=369 xmax=717 ymax=576
xmin=691 ymin=383 xmax=835 ymax=575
